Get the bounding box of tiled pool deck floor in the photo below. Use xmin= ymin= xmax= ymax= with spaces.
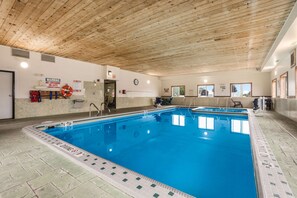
xmin=255 ymin=111 xmax=297 ymax=196
xmin=0 ymin=107 xmax=296 ymax=198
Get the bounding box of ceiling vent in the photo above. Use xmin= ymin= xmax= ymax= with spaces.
xmin=41 ymin=54 xmax=55 ymax=63
xmin=11 ymin=48 xmax=30 ymax=58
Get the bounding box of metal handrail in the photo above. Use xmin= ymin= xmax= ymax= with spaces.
xmin=100 ymin=102 xmax=104 ymax=116
xmin=89 ymin=103 xmax=100 ymax=117
xmin=101 ymin=102 xmax=111 ymax=114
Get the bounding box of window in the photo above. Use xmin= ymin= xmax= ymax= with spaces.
xmin=295 ymin=67 xmax=297 ymax=98
xmin=231 ymin=83 xmax=252 ymax=97
xmin=272 ymin=79 xmax=277 ymax=98
xmin=171 ymin=86 xmax=185 ymax=97
xmin=198 ymin=84 xmax=214 ymax=97
xmin=280 ymin=72 xmax=288 ymax=98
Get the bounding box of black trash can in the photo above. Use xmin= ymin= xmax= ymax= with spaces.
xmin=265 ymin=98 xmax=272 ymax=110
xmin=253 ymin=98 xmax=259 ymax=110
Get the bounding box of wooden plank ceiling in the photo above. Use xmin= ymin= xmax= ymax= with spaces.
xmin=0 ymin=0 xmax=295 ymax=76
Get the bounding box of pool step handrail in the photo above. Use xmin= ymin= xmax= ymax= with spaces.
xmin=101 ymin=102 xmax=111 ymax=114
xmin=89 ymin=103 xmax=100 ymax=117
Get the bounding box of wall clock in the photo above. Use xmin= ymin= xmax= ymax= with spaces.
xmin=133 ymin=78 xmax=139 ymax=85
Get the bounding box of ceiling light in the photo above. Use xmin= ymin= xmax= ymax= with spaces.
xmin=20 ymin=61 xmax=29 ymax=69
xmin=147 ymin=80 xmax=150 ymax=84
xmin=204 ymin=79 xmax=208 ymax=83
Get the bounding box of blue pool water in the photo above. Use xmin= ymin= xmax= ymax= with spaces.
xmin=44 ymin=109 xmax=257 ymax=198
xmin=192 ymin=107 xmax=248 ymax=114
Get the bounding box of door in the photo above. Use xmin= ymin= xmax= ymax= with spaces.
xmin=0 ymin=71 xmax=14 ymax=119
xmin=104 ymin=80 xmax=116 ymax=109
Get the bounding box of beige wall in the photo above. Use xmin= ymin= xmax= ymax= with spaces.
xmin=170 ymin=97 xmax=255 ymax=108
xmin=161 ymin=70 xmax=271 ymax=97
xmin=15 ymin=81 xmax=104 ymax=118
xmin=0 ymin=43 xmax=279 ymax=118
xmin=117 ymin=97 xmax=154 ymax=109
xmin=271 ymin=47 xmax=297 ymax=121
xmin=160 ymin=70 xmax=270 ymax=108
xmin=271 ymin=54 xmax=296 ymax=97
xmin=117 ymin=69 xmax=161 ymax=98
xmin=0 ymin=45 xmax=161 ymax=118
xmin=273 ymin=98 xmax=297 ymax=122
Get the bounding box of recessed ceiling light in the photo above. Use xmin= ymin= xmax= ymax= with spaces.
xmin=20 ymin=62 xmax=29 ymax=69
xmin=204 ymin=79 xmax=208 ymax=83
xmin=147 ymin=80 xmax=150 ymax=84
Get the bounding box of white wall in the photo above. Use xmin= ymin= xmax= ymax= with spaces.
xmin=270 ymin=46 xmax=297 ymax=122
xmin=270 ymin=47 xmax=297 ymax=121
xmin=0 ymin=45 xmax=104 ymax=98
xmin=161 ymin=70 xmax=271 ymax=97
xmin=271 ymin=53 xmax=296 ymax=97
xmin=117 ymin=69 xmax=161 ymax=97
xmin=0 ymin=45 xmax=160 ymax=99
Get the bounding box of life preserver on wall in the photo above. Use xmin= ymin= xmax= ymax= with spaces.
xmin=61 ymin=84 xmax=73 ymax=98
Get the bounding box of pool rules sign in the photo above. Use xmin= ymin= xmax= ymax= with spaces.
xmin=73 ymin=80 xmax=82 ymax=92
xmin=45 ymin=78 xmax=61 ymax=88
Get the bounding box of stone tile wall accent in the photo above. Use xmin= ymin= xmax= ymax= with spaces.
xmin=171 ymin=97 xmax=254 ymax=108
xmin=273 ymin=98 xmax=297 ymax=122
xmin=116 ymin=97 xmax=154 ymax=109
xmin=15 ymin=82 xmax=104 ymax=119
xmin=15 ymin=82 xmax=155 ymax=118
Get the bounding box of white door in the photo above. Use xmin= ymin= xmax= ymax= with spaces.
xmin=0 ymin=72 xmax=13 ymax=119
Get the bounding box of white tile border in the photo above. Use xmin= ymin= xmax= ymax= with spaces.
xmin=23 ymin=108 xmax=193 ymax=198
xmin=248 ymin=109 xmax=295 ymax=198
xmin=22 ymin=107 xmax=295 ymax=198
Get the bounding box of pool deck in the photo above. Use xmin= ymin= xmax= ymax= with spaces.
xmin=255 ymin=111 xmax=297 ymax=196
xmin=0 ymin=107 xmax=296 ymax=198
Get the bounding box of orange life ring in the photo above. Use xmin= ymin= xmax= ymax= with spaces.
xmin=61 ymin=85 xmax=73 ymax=97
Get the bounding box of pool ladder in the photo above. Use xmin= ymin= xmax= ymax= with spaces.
xmin=89 ymin=103 xmax=101 ymax=117
xmin=89 ymin=102 xmax=111 ymax=117
xmin=101 ymin=102 xmax=111 ymax=114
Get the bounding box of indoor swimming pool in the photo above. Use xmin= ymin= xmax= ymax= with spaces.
xmin=42 ymin=108 xmax=257 ymax=198
xmin=192 ymin=107 xmax=248 ymax=114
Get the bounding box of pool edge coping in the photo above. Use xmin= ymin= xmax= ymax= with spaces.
xmin=248 ymin=109 xmax=295 ymax=198
xmin=22 ymin=107 xmax=194 ymax=198
xmin=22 ymin=107 xmax=295 ymax=198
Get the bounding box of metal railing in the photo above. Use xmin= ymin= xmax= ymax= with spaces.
xmin=89 ymin=102 xmax=112 ymax=117
xmin=89 ymin=103 xmax=100 ymax=117
xmin=101 ymin=102 xmax=111 ymax=114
